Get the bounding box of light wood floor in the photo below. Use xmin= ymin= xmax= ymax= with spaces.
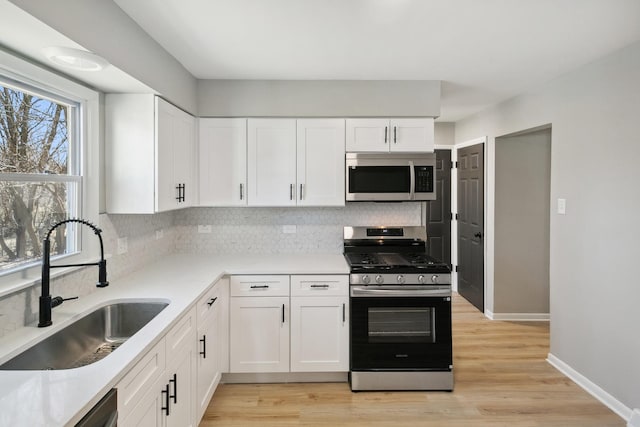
xmin=200 ymin=293 xmax=623 ymax=426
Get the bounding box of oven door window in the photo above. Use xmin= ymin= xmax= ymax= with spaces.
xmin=368 ymin=307 xmax=435 ymax=343
xmin=348 ymin=166 xmax=411 ymax=193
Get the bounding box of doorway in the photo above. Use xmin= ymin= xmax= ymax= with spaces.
xmin=493 ymin=127 xmax=551 ymax=318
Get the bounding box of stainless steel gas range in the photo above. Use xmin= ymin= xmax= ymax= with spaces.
xmin=344 ymin=226 xmax=453 ymax=391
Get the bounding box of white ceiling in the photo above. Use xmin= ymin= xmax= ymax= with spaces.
xmin=113 ymin=0 xmax=640 ymax=121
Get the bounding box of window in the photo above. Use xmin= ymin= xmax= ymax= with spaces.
xmin=0 ymin=48 xmax=99 ymax=292
xmin=0 ymin=79 xmax=81 ymax=273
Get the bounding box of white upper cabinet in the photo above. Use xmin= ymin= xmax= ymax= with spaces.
xmin=198 ymin=118 xmax=247 ymax=206
xmin=296 ymin=119 xmax=345 ymax=207
xmin=346 ymin=118 xmax=434 ymax=153
xmin=246 ymin=119 xmax=345 ymax=207
xmin=247 ymin=119 xmax=297 ymax=206
xmin=106 ymin=95 xmax=195 ymax=213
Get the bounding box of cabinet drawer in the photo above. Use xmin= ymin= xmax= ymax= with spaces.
xmin=117 ymin=338 xmax=166 ymax=420
xmin=197 ymin=279 xmax=225 ymax=324
xmin=290 ymin=275 xmax=348 ymax=297
xmin=165 ymin=307 xmax=196 ymax=365
xmin=230 ymin=275 xmax=290 ymax=297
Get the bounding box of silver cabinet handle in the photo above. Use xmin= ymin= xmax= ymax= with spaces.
xmin=384 ymin=126 xmax=388 ymax=144
xmin=394 ymin=126 xmax=397 ymax=143
xmin=290 ymin=184 xmax=294 ymax=200
xmin=299 ymin=184 xmax=304 ymax=200
xmin=310 ymin=284 xmax=330 ymax=289
xmin=343 ymin=303 xmax=346 ymax=323
xmin=250 ymin=285 xmax=269 ymax=289
xmin=240 ymin=183 xmax=244 ymax=200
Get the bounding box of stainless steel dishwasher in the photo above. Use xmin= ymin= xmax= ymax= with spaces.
xmin=75 ymin=389 xmax=117 ymax=427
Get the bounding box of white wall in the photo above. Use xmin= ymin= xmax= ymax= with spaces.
xmin=8 ymin=0 xmax=198 ymax=113
xmin=456 ymin=41 xmax=640 ymax=413
xmin=197 ymin=80 xmax=440 ymax=117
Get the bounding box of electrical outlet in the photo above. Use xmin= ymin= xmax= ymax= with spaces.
xmin=155 ymin=229 xmax=164 ymax=240
xmin=282 ymin=225 xmax=297 ymax=234
xmin=117 ymin=237 xmax=128 ymax=255
xmin=198 ymin=225 xmax=212 ymax=233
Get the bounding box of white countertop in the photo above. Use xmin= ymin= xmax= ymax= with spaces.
xmin=0 ymin=253 xmax=349 ymax=427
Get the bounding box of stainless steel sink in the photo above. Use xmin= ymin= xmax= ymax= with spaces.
xmin=0 ymin=301 xmax=168 ymax=370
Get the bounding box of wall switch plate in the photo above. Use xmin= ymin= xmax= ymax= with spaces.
xmin=117 ymin=237 xmax=128 ymax=255
xmin=155 ymin=229 xmax=164 ymax=240
xmin=198 ymin=225 xmax=212 ymax=233
xmin=282 ymin=225 xmax=297 ymax=234
xmin=557 ymin=198 xmax=566 ymax=215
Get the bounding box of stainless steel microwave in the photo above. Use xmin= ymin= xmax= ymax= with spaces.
xmin=346 ymin=153 xmax=436 ymax=201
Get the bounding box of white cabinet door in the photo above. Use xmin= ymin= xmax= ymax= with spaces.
xmin=247 ymin=119 xmax=297 ymax=206
xmin=198 ymin=118 xmax=247 ymax=206
xmin=230 ymin=296 xmax=289 ymax=373
xmin=165 ymin=308 xmax=196 ymax=427
xmin=345 ymin=119 xmax=390 ymax=152
xmin=173 ymin=110 xmax=195 ymax=208
xmin=296 ymin=119 xmax=345 ymax=206
xmin=166 ymin=346 xmax=195 ymax=427
xmin=123 ymin=374 xmax=167 ymax=427
xmin=389 ymin=118 xmax=434 ymax=152
xmin=290 ymin=276 xmax=349 ymax=372
xmin=106 ymin=95 xmax=195 ymax=214
xmin=195 ymin=290 xmax=221 ymax=422
xmin=346 ymin=118 xmax=435 ymax=153
xmin=156 ymin=98 xmax=195 ymax=212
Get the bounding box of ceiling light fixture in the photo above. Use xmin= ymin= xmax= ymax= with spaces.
xmin=42 ymin=46 xmax=109 ymax=72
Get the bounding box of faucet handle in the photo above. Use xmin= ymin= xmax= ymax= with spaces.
xmin=51 ymin=296 xmax=79 ymax=308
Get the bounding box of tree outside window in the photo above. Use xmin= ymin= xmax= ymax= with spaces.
xmin=0 ymin=81 xmax=80 ymax=273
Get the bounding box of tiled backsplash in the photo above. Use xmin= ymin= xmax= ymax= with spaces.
xmin=174 ymin=203 xmax=422 ymax=254
xmin=0 ymin=203 xmax=421 ymax=337
xmin=0 ymin=212 xmax=175 ymax=338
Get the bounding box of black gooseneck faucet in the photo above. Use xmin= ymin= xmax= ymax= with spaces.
xmin=38 ymin=218 xmax=109 ymax=328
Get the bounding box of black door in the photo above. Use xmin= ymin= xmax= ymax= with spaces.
xmin=426 ymin=149 xmax=452 ymax=266
xmin=457 ymin=143 xmax=484 ymax=312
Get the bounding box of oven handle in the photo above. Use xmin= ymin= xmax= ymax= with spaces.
xmin=350 ymin=286 xmax=451 ymax=298
xmin=409 ymin=160 xmax=415 ymax=200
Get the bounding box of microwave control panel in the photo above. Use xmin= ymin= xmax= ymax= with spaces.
xmin=415 ymin=166 xmax=434 ymax=193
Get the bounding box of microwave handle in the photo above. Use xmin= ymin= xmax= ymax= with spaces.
xmin=409 ymin=161 xmax=415 ymax=200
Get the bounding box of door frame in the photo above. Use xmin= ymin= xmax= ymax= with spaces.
xmin=452 ymin=137 xmax=489 ymax=315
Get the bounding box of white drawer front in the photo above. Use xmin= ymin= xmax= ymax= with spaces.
xmin=290 ymin=275 xmax=348 ymax=297
xmin=197 ymin=278 xmax=225 ymax=324
xmin=230 ymin=275 xmax=290 ymax=297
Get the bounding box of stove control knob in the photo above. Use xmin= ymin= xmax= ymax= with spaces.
xmin=418 ymin=275 xmax=426 ymax=284
xmin=397 ymin=275 xmax=406 ymax=284
xmin=375 ymin=275 xmax=384 ymax=284
xmin=431 ymin=275 xmax=439 ymax=284
xmin=361 ymin=275 xmax=371 ymax=284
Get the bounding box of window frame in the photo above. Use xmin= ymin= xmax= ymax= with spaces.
xmin=0 ymin=48 xmax=100 ymax=298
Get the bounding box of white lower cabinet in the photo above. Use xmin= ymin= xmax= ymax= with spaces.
xmin=229 ymin=274 xmax=348 ymax=375
xmin=229 ymin=275 xmax=290 ymax=372
xmin=118 ymin=308 xmax=197 ymax=427
xmin=195 ymin=277 xmax=229 ymax=422
xmin=290 ymin=275 xmax=349 ymax=372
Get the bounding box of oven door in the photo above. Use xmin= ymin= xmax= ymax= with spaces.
xmin=350 ymin=288 xmax=452 ymax=371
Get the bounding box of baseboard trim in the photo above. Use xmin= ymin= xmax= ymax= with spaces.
xmin=485 ymin=310 xmax=549 ymax=321
xmin=547 ymin=353 xmax=632 ymax=422
xmin=222 ymin=372 xmax=348 ymax=384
